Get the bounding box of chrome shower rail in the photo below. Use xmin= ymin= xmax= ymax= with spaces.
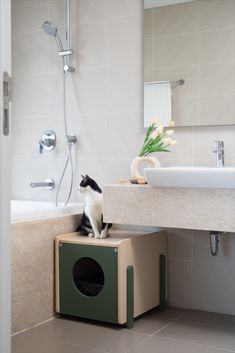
xmin=144 ymin=79 xmax=185 ymax=87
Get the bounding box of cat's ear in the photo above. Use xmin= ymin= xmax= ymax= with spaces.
xmin=86 ymin=174 xmax=90 ymax=179
xmin=81 ymin=174 xmax=85 ymax=179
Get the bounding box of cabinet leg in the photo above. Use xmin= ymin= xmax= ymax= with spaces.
xmin=126 ymin=265 xmax=134 ymax=329
xmin=159 ymin=254 xmax=166 ymax=310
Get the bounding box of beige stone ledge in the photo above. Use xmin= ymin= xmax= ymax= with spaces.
xmin=103 ymin=185 xmax=235 ymax=233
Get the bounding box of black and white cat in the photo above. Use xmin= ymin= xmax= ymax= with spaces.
xmin=77 ymin=175 xmax=112 ymax=239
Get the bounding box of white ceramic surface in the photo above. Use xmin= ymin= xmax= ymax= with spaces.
xmin=144 ymin=167 xmax=235 ymax=189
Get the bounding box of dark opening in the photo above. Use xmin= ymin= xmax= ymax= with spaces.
xmin=73 ymin=257 xmax=104 ymax=297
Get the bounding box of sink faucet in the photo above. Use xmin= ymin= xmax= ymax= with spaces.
xmin=213 ymin=141 xmax=224 ymax=168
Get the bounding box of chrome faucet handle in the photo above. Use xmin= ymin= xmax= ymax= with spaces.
xmin=39 ymin=130 xmax=56 ymax=154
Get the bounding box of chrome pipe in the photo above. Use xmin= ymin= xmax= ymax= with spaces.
xmin=30 ymin=178 xmax=55 ymax=190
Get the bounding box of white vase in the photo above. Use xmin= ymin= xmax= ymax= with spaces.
xmin=130 ymin=156 xmax=161 ymax=180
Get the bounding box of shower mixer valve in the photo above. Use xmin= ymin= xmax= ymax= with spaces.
xmin=39 ymin=129 xmax=56 ymax=154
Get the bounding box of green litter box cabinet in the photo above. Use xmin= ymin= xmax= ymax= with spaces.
xmin=55 ymin=229 xmax=167 ymax=327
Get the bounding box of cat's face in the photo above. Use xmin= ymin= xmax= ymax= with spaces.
xmin=79 ymin=175 xmax=102 ymax=194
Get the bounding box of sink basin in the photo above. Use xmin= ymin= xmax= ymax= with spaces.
xmin=144 ymin=167 xmax=235 ymax=189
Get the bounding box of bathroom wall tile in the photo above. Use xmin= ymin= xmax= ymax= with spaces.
xmin=168 ymin=228 xmax=193 ymax=260
xmin=144 ymin=38 xmax=152 ymax=72
xmin=156 ymin=158 xmax=193 ymax=167
xmin=72 ymin=0 xmax=106 ymax=25
xmin=167 ymin=259 xmax=192 ymax=309
xmin=199 ymin=0 xmax=235 ymax=31
xmin=12 ymin=0 xmax=49 ymax=35
xmin=172 ymin=97 xmax=198 ymax=126
xmin=152 ymin=1 xmax=197 ymax=37
xmin=107 ymin=112 xmax=145 ymax=159
xmin=48 ymin=0 xmax=65 ymax=28
xmin=192 ymin=262 xmax=235 ymax=315
xmin=11 ymin=159 xmax=53 ymax=201
xmin=152 ymin=33 xmax=197 ymax=68
xmin=192 ymin=125 xmax=235 ymax=166
xmin=73 ymin=21 xmax=106 ymax=69
xmin=193 ymin=230 xmax=235 ymax=265
xmin=199 ymin=63 xmax=235 ymax=97
xmin=107 ymin=16 xmax=142 ymax=67
xmin=12 ymin=31 xmax=49 ymax=76
xmin=198 ymin=95 xmax=235 ymax=126
xmin=12 ymin=75 xmax=50 ymax=118
xmin=106 ymin=63 xmax=143 ymax=112
xmin=106 ymin=159 xmax=132 ymax=184
xmin=11 ymin=118 xmax=52 ymax=160
xmin=144 ymin=69 xmax=152 ymax=82
xmin=144 ymin=9 xmax=152 ymax=38
xmin=151 ymin=66 xmax=198 ymax=98
xmin=69 ymin=68 xmax=106 ymax=115
xmin=107 ymin=0 xmax=142 ymax=19
xmin=199 ymin=28 xmax=235 ymax=64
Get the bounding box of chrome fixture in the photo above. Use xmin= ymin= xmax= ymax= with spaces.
xmin=42 ymin=0 xmax=77 ymax=207
xmin=30 ymin=178 xmax=55 ymax=190
xmin=39 ymin=129 xmax=56 ymax=154
xmin=2 ymin=71 xmax=12 ymax=136
xmin=209 ymin=231 xmax=228 ymax=256
xmin=213 ymin=140 xmax=224 ymax=168
xmin=145 ymin=78 xmax=185 ymax=88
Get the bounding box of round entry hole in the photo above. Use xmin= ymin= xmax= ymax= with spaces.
xmin=73 ymin=257 xmax=104 ymax=297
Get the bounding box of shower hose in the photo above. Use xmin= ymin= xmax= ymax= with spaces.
xmin=55 ymin=56 xmax=74 ymax=207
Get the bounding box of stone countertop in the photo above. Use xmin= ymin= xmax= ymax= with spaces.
xmin=103 ymin=184 xmax=235 ymax=233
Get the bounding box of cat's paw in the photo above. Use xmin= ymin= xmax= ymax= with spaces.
xmin=100 ymin=230 xmax=108 ymax=239
xmin=88 ymin=233 xmax=94 ymax=238
xmin=94 ymin=233 xmax=101 ymax=239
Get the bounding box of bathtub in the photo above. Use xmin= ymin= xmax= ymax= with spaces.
xmin=11 ymin=200 xmax=84 ymax=222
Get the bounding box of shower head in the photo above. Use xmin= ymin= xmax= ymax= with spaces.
xmin=42 ymin=20 xmax=64 ymax=52
xmin=42 ymin=21 xmax=57 ymax=36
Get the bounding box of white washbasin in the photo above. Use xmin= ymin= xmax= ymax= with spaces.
xmin=144 ymin=167 xmax=235 ymax=189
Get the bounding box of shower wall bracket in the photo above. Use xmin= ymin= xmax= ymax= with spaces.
xmin=209 ymin=231 xmax=228 ymax=256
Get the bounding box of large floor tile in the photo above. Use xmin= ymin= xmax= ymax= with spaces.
xmin=15 ymin=317 xmax=148 ymax=353
xmin=12 ymin=334 xmax=104 ymax=353
xmin=157 ymin=320 xmax=235 ymax=352
xmin=179 ymin=309 xmax=235 ymax=330
xmin=127 ymin=336 xmax=233 ymax=353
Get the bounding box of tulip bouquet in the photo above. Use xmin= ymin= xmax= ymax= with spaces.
xmin=139 ymin=118 xmax=177 ymax=157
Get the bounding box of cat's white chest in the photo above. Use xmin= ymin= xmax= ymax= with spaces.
xmin=84 ymin=192 xmax=103 ymax=222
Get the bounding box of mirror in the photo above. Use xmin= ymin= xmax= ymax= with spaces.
xmin=144 ymin=0 xmax=235 ymax=127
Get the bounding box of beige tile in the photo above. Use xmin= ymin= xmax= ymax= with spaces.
xmin=199 ymin=63 xmax=235 ymax=97
xmin=106 ymin=159 xmax=132 ymax=184
xmin=152 ymin=66 xmax=198 ymax=98
xmin=69 ymin=68 xmax=106 ymax=115
xmin=73 ymin=21 xmax=106 ymax=69
xmin=144 ymin=9 xmax=152 ymax=38
xmin=144 ymin=69 xmax=152 ymax=82
xmin=192 ymin=125 xmax=235 ymax=166
xmin=153 ymin=34 xmax=197 ymax=68
xmin=158 ymin=320 xmax=235 ymax=351
xmin=167 ymin=259 xmax=192 ymax=309
xmin=198 ymin=95 xmax=235 ymax=126
xmin=193 ymin=230 xmax=235 ymax=265
xmin=127 ymin=335 xmax=232 ymax=353
xmin=18 ymin=317 xmax=148 ymax=353
xmin=48 ymin=0 xmax=65 ymax=28
xmin=72 ymin=0 xmax=106 ymax=24
xmin=199 ymin=28 xmax=235 ymax=64
xmin=12 ymin=31 xmax=49 ymax=76
xmin=172 ymin=97 xmax=198 ymax=127
xmin=12 ymin=0 xmax=49 ymax=35
xmin=107 ymin=16 xmax=142 ymax=67
xmin=107 ymin=112 xmax=145 ymax=160
xmin=192 ymin=262 xmax=235 ymax=315
xmin=12 ymin=75 xmax=50 ymax=118
xmin=106 ymin=63 xmax=143 ymax=112
xmin=168 ymin=228 xmax=193 ymax=260
xmin=11 ymin=118 xmax=51 ymax=159
xmin=107 ymin=0 xmax=142 ymax=19
xmin=144 ymin=38 xmax=152 ymax=71
xmin=152 ymin=1 xmax=197 ymax=37
xmin=199 ymin=0 xmax=235 ymax=31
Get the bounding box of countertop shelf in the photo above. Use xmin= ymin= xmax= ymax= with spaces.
xmin=103 ymin=184 xmax=235 ymax=233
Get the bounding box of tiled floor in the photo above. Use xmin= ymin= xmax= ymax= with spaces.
xmin=12 ymin=308 xmax=235 ymax=353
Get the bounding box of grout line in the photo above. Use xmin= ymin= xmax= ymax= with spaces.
xmin=11 ymin=316 xmax=57 ymax=337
